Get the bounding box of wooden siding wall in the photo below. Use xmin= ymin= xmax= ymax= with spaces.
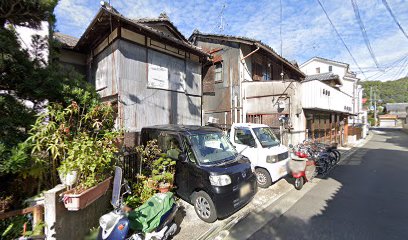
xmin=250 ymin=51 xmax=297 ymax=81
xmin=195 ymin=40 xmax=241 ymax=124
xmin=92 ymin=40 xmax=121 ymax=96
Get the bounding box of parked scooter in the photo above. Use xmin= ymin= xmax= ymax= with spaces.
xmin=288 ymin=145 xmax=317 ymax=190
xmin=97 ymin=167 xmax=178 ymax=240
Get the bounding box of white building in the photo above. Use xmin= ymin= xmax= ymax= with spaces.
xmin=300 ymin=57 xmax=366 ymax=127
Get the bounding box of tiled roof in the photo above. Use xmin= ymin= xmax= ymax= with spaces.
xmin=313 ymin=56 xmax=349 ymax=66
xmin=54 ymin=32 xmax=78 ymax=49
xmin=190 ymin=31 xmax=305 ymax=77
xmin=131 ymin=12 xmax=188 ymax=42
xmin=386 ymin=103 xmax=408 ymax=112
xmin=303 ymin=72 xmax=340 ymax=82
xmin=71 ymin=7 xmax=208 ymax=57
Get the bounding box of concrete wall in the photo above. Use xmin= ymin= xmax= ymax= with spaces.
xmin=44 ymin=185 xmax=111 ymax=240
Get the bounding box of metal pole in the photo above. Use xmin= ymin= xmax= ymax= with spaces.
xmin=374 ymin=91 xmax=377 ymax=126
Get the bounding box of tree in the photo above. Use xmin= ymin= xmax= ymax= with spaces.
xmin=0 ymin=0 xmax=58 ymax=28
xmin=0 ymin=0 xmax=100 ymax=212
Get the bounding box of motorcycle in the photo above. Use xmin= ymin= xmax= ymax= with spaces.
xmin=288 ymin=144 xmax=317 ymax=190
xmin=97 ymin=167 xmax=178 ymax=240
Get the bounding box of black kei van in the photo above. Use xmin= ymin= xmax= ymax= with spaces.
xmin=141 ymin=125 xmax=258 ymax=223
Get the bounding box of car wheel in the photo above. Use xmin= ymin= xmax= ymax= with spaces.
xmin=255 ymin=168 xmax=272 ymax=188
xmin=294 ymin=177 xmax=304 ymax=190
xmin=192 ymin=191 xmax=217 ymax=223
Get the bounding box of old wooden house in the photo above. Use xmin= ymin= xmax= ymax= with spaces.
xmin=54 ymin=6 xmax=208 ymax=145
xmin=189 ymin=31 xmax=305 ymax=144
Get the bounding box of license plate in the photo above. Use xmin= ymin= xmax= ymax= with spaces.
xmin=240 ymin=183 xmax=251 ymax=197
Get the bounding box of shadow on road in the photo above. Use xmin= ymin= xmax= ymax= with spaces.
xmin=228 ymin=129 xmax=408 ymax=240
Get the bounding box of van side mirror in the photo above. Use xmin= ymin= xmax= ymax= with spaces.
xmin=178 ymin=153 xmax=188 ymax=162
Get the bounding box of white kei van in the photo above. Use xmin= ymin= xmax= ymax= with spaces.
xmin=229 ymin=123 xmax=290 ymax=188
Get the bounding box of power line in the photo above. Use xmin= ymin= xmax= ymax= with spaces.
xmin=351 ymin=0 xmax=380 ymax=69
xmin=382 ymin=0 xmax=408 ymax=41
xmin=366 ymin=55 xmax=408 ymax=80
xmin=390 ymin=56 xmax=408 ymax=80
xmin=316 ymin=0 xmax=367 ymax=79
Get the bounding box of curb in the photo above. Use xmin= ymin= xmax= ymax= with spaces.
xmin=204 ymin=133 xmax=374 ymax=240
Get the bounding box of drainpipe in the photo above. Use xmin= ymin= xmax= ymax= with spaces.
xmin=240 ymin=44 xmax=260 ymax=123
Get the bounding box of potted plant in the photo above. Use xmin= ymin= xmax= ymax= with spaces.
xmin=151 ymin=154 xmax=176 ymax=193
xmin=27 ymin=101 xmax=121 ymax=211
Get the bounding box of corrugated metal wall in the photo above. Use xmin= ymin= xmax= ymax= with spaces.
xmin=92 ymin=40 xmax=121 ymax=97
xmin=120 ymin=40 xmax=201 ymax=131
xmin=92 ymin=39 xmax=202 ymax=132
xmin=195 ymin=40 xmax=241 ymax=124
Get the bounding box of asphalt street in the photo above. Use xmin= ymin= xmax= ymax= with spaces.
xmin=248 ymin=129 xmax=408 ymax=240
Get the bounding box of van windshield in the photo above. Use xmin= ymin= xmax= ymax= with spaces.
xmin=253 ymin=127 xmax=280 ymax=148
xmin=188 ymin=132 xmax=238 ymax=165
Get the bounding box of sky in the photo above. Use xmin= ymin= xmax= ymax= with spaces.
xmin=54 ymin=0 xmax=408 ymax=82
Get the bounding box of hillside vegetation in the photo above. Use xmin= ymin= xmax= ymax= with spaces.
xmin=361 ymin=77 xmax=408 ymax=104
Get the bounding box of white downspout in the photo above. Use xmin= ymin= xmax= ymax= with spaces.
xmin=240 ymin=45 xmax=260 ymax=123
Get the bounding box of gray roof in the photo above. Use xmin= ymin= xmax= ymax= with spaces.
xmin=189 ymin=31 xmax=305 ymax=77
xmin=302 ymin=56 xmax=349 ymax=68
xmin=386 ymin=103 xmax=408 ymax=112
xmin=132 ymin=12 xmax=188 ymax=42
xmin=303 ymin=72 xmax=340 ymax=82
xmin=75 ymin=7 xmax=207 ymax=56
xmin=54 ymin=32 xmax=78 ymax=49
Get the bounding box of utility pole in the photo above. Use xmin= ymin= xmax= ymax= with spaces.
xmin=374 ymin=90 xmax=377 ymax=126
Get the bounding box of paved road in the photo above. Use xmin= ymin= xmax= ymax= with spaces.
xmin=249 ymin=129 xmax=408 ymax=240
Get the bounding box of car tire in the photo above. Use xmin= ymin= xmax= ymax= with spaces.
xmin=255 ymin=168 xmax=272 ymax=188
xmin=192 ymin=191 xmax=217 ymax=223
xmin=294 ymin=177 xmax=304 ymax=190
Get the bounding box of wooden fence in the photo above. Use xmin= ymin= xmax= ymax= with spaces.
xmin=0 ymin=204 xmax=44 ymax=237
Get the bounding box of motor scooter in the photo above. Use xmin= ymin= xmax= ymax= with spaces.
xmin=288 ymin=145 xmax=317 ymax=190
xmin=97 ymin=166 xmax=178 ymax=240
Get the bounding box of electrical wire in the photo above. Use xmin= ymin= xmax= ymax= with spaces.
xmin=316 ymin=0 xmax=367 ymax=79
xmin=351 ymin=0 xmax=380 ymax=69
xmin=382 ymin=0 xmax=408 ymax=41
xmin=390 ymin=56 xmax=408 ymax=80
xmin=366 ymin=55 xmax=408 ymax=80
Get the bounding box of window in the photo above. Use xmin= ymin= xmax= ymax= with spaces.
xmin=215 ymin=63 xmax=223 ymax=83
xmin=234 ymin=127 xmax=256 ymax=147
xmin=157 ymin=133 xmax=182 ymax=160
xmin=329 ymin=65 xmax=333 ymax=72
xmin=316 ymin=67 xmax=320 ymax=74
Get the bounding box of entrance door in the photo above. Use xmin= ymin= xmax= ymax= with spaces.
xmin=233 ymin=127 xmax=259 ymax=164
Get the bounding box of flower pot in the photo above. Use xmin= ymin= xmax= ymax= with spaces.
xmin=61 ymin=177 xmax=112 ymax=211
xmin=58 ymin=170 xmax=78 ymax=187
xmin=158 ymin=183 xmax=172 ymax=193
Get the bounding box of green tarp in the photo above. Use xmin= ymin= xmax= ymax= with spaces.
xmin=128 ymin=192 xmax=175 ymax=233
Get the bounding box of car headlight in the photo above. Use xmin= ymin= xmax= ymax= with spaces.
xmin=266 ymin=155 xmax=278 ymax=163
xmin=209 ymin=175 xmax=231 ymax=186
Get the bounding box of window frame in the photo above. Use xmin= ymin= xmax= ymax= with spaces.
xmin=214 ymin=62 xmax=223 ymax=83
